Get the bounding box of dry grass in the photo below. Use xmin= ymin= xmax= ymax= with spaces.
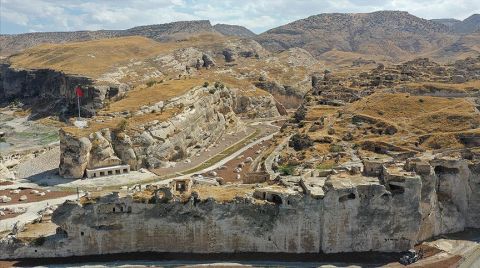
xmin=306 ymin=106 xmax=339 ymax=121
xmin=403 ymin=81 xmax=480 ymax=93
xmin=193 ymin=185 xmax=254 ymax=202
xmin=63 ymin=108 xmax=179 ymax=137
xmin=9 ymin=35 xmax=229 ymax=78
xmin=106 ymin=78 xmax=203 ymax=113
xmin=421 ymin=133 xmax=464 ymax=150
xmin=346 ymin=93 xmax=478 ymax=133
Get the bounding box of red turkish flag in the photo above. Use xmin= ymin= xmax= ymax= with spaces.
xmin=75 ymin=86 xmax=84 ymax=97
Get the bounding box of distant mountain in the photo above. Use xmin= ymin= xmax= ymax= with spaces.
xmin=431 ymin=15 xmax=480 ymax=34
xmin=256 ymin=11 xmax=454 ymax=60
xmin=0 ymin=20 xmax=254 ymax=56
xmin=431 ymin=18 xmax=461 ymax=28
xmin=213 ymin=24 xmax=256 ymax=38
xmin=452 ymin=14 xmax=480 ymax=34
xmin=123 ymin=20 xmax=216 ymax=41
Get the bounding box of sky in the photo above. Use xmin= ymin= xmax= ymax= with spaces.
xmin=1 ymin=0 xmax=479 ymax=34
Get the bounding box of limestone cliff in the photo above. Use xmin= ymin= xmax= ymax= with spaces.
xmin=59 ymin=87 xmax=243 ymax=178
xmin=1 ymin=153 xmax=480 ymax=258
xmin=0 ymin=64 xmax=129 ymax=119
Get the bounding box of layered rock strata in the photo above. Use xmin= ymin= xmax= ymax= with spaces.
xmin=59 ymin=87 xmax=243 ymax=179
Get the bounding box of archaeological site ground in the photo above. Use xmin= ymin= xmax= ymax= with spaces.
xmin=1 ymin=6 xmax=480 ymax=268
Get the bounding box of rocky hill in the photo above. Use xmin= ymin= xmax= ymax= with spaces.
xmin=256 ymin=11 xmax=455 ymax=60
xmin=213 ymin=24 xmax=256 ymax=38
xmin=432 ymin=15 xmax=480 ymax=34
xmin=452 ymin=14 xmax=480 ymax=34
xmin=431 ymin=18 xmax=461 ymax=28
xmin=0 ymin=20 xmax=255 ymax=56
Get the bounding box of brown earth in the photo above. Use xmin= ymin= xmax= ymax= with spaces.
xmin=0 ymin=188 xmax=71 ymax=205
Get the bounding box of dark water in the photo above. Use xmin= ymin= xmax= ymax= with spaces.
xmin=10 ymin=252 xmax=399 ymax=268
xmin=37 ymin=260 xmax=359 ymax=268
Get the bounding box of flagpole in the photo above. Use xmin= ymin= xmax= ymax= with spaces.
xmin=77 ymin=94 xmax=81 ymax=118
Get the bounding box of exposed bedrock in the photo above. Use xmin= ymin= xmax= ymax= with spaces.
xmin=413 ymin=157 xmax=480 ymax=241
xmin=234 ymin=92 xmax=287 ymax=118
xmin=59 ymin=87 xmax=244 ymax=178
xmin=2 ymin=155 xmax=480 ymax=257
xmin=0 ymin=64 xmax=129 ymax=118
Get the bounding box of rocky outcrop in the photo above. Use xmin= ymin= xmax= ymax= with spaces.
xmin=59 ymin=87 xmax=243 ymax=178
xmin=0 ymin=64 xmax=129 ymax=119
xmin=234 ymin=92 xmax=287 ymax=118
xmin=58 ymin=131 xmax=92 ymax=179
xmin=413 ymin=157 xmax=480 ymax=241
xmin=3 ymin=152 xmax=480 ymax=258
xmin=0 ymin=163 xmax=15 ymax=180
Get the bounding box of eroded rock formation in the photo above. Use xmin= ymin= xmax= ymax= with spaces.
xmin=0 ymin=64 xmax=129 ymax=119
xmin=59 ymin=87 xmax=243 ymax=178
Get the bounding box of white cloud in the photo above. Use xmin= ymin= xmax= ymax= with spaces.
xmin=1 ymin=0 xmax=479 ymax=34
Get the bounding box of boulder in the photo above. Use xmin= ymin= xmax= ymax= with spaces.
xmin=222 ymin=49 xmax=235 ymax=62
xmin=452 ymin=75 xmax=466 ymax=83
xmin=0 ymin=163 xmax=15 ymax=180
xmin=202 ymin=54 xmax=216 ymax=68
xmin=59 ymin=130 xmax=92 ymax=179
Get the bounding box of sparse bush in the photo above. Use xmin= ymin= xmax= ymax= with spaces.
xmin=214 ymin=81 xmax=220 ymax=88
xmin=115 ymin=119 xmax=129 ymax=132
xmin=203 ymin=82 xmax=209 ymax=87
xmin=329 ymin=144 xmax=344 ymax=153
xmin=294 ymin=105 xmax=307 ymax=123
xmin=289 ymin=134 xmax=313 ymax=151
xmin=278 ymin=164 xmax=295 ymax=176
xmin=146 ymin=80 xmax=157 ymax=87
xmin=316 ymin=162 xmax=334 ymax=170
xmin=419 ymin=98 xmax=424 ymax=103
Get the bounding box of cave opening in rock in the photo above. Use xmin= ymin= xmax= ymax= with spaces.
xmin=434 ymin=166 xmax=459 ymax=175
xmin=339 ymin=193 xmax=356 ymax=202
xmin=388 ymin=184 xmax=405 ymax=195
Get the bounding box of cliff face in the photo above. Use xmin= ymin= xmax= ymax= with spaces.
xmin=59 ymin=87 xmax=243 ymax=178
xmin=1 ymin=156 xmax=479 ymax=258
xmin=0 ymin=64 xmax=129 ymax=119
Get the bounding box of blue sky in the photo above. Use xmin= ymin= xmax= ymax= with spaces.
xmin=1 ymin=0 xmax=479 ymax=34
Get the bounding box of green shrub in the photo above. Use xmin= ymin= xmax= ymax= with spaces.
xmin=203 ymin=82 xmax=209 ymax=87
xmin=329 ymin=144 xmax=344 ymax=153
xmin=316 ymin=163 xmax=334 ymax=170
xmin=115 ymin=119 xmax=129 ymax=132
xmin=146 ymin=80 xmax=157 ymax=87
xmin=278 ymin=165 xmax=295 ymax=176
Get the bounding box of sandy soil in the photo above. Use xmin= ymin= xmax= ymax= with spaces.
xmin=0 ymin=188 xmax=71 ymax=205
xmin=0 ymin=181 xmax=13 ymax=186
